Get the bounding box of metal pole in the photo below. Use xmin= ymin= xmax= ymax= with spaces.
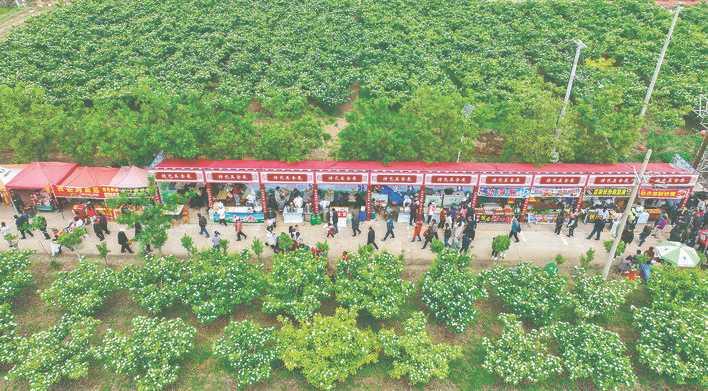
xmin=552 ymin=40 xmax=586 ymax=162
xmin=602 ymin=149 xmax=652 ymax=279
xmin=640 ymin=6 xmax=681 ymax=119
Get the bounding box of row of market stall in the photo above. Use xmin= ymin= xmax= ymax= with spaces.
xmin=0 ymin=162 xmax=148 ymax=219
xmin=150 ymin=160 xmax=699 ymax=224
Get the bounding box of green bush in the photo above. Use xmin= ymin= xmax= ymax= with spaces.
xmin=0 ymin=249 xmax=33 ymax=303
xmin=278 ymin=308 xmax=380 ymax=390
xmin=97 ymin=316 xmax=196 ymax=391
xmin=121 ymin=255 xmax=184 ymax=314
xmin=40 ymin=260 xmax=119 ymax=316
xmin=213 ymin=320 xmax=279 ymax=389
xmin=334 ymin=248 xmax=413 ymax=320
xmin=0 ymin=303 xmax=19 ymax=365
xmin=379 ymin=311 xmax=462 ymax=385
xmin=570 ymin=267 xmax=635 ymax=320
xmin=646 ymin=266 xmax=707 ymax=310
xmin=421 ymin=249 xmax=487 ymax=332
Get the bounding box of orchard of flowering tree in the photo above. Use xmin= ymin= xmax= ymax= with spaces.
xmin=0 ymin=247 xmax=706 ymax=390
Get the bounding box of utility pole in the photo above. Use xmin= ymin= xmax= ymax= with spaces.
xmin=602 ymin=149 xmax=652 ymax=279
xmin=551 ymin=39 xmax=586 ymax=163
xmin=640 ymin=6 xmax=681 ymax=119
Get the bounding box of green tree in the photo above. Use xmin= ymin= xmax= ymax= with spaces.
xmin=213 ymin=320 xmax=279 ymax=389
xmin=278 ymin=308 xmax=380 ymax=390
xmin=0 ymin=84 xmax=64 ymax=162
xmin=41 ymin=260 xmax=119 ymax=316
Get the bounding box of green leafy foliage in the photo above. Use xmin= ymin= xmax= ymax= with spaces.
xmin=379 ymin=311 xmax=462 ymax=385
xmin=570 ymin=267 xmax=635 ymax=320
xmin=632 ymin=305 xmax=707 ymax=387
xmin=421 ymin=249 xmax=487 ymax=333
xmin=482 ymin=313 xmax=562 ymax=385
xmin=262 ymin=248 xmax=332 ymax=321
xmin=0 ymin=249 xmax=33 ymax=303
xmin=179 ymin=250 xmax=265 ymax=323
xmin=97 ymin=316 xmax=196 ymax=391
xmin=213 ymin=320 xmax=279 ymax=389
xmin=482 ymin=263 xmax=569 ymax=326
xmin=491 ymin=235 xmax=510 ymax=255
xmin=120 ymin=255 xmax=184 ymax=314
xmin=40 ymin=260 xmax=118 ymax=316
xmin=180 ymin=234 xmax=196 ymax=255
xmin=278 ymin=308 xmax=380 ymax=390
xmin=8 ymin=315 xmax=100 ymax=391
xmin=334 ymin=248 xmax=413 ymax=320
xmin=56 ymin=227 xmax=87 ymax=257
xmin=549 ymin=322 xmax=637 ymax=391
xmin=0 ymin=303 xmax=19 ymax=365
xmin=646 ymin=266 xmax=707 ymax=310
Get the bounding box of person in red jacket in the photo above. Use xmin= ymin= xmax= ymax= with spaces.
xmin=411 ymin=219 xmax=423 ymax=242
xmin=234 ymin=217 xmax=247 ymax=241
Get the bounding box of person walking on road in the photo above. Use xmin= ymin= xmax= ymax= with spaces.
xmin=367 ymin=226 xmax=378 ymax=250
xmin=234 ymin=217 xmax=247 ymax=241
xmin=567 ymin=213 xmax=578 ymax=237
xmin=460 ymin=231 xmax=472 ymax=254
xmin=98 ymin=213 xmax=110 ymax=235
xmin=14 ymin=214 xmax=33 ymax=239
xmin=217 ymin=208 xmax=227 ymax=226
xmin=638 ymin=225 xmax=652 ymax=247
xmin=411 ymin=219 xmax=423 ymax=242
xmin=198 ymin=213 xmax=209 ymax=237
xmin=554 ymin=210 xmax=566 ymax=235
xmin=330 ymin=208 xmax=339 ymax=233
xmin=586 ymin=207 xmax=608 ymax=240
xmin=509 ymin=216 xmax=521 ymax=243
xmin=93 ymin=220 xmax=105 ymax=241
xmin=421 ymin=222 xmax=436 ymax=249
xmin=443 ymin=223 xmax=452 ymax=247
xmin=211 ymin=231 xmax=223 ymax=251
xmin=351 ymin=210 xmax=361 ymax=237
xmin=117 ymin=229 xmax=133 ymax=254
xmin=382 ymin=215 xmax=395 ymax=241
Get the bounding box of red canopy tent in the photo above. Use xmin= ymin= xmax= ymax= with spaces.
xmin=53 ymin=166 xmax=120 ymax=199
xmin=6 ymin=162 xmax=78 ymax=190
xmin=109 ymin=166 xmax=149 ymax=189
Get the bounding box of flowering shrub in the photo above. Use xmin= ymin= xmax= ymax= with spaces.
xmin=278 ymin=307 xmax=380 ymax=390
xmin=121 ymin=255 xmax=184 ymax=314
xmin=334 ymin=248 xmax=413 ymax=319
xmin=8 ymin=315 xmax=100 ymax=391
xmin=213 ymin=320 xmax=279 ymax=389
xmin=180 ymin=250 xmax=266 ymax=323
xmin=482 ymin=263 xmax=569 ymax=326
xmin=0 ymin=303 xmax=19 ymax=365
xmin=633 ymin=305 xmax=707 ymax=386
xmin=0 ymin=249 xmax=33 ymax=303
xmin=646 ymin=266 xmax=707 ymax=310
xmin=40 ymin=260 xmax=119 ymax=316
xmin=97 ymin=316 xmax=196 ymax=391
xmin=421 ymin=249 xmax=487 ymax=332
xmin=263 ymin=248 xmax=332 ymax=321
xmin=379 ymin=311 xmax=462 ymax=385
xmin=482 ymin=313 xmax=562 ymax=385
xmin=549 ymin=322 xmax=637 ymax=391
xmin=570 ymin=267 xmax=635 ymax=319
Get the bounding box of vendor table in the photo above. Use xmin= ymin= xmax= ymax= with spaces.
xmin=284 ymin=208 xmax=304 ymax=224
xmin=211 ymin=206 xmax=264 ymax=224
xmin=527 ymin=213 xmax=559 ymax=224
xmin=398 ymin=211 xmax=410 ymax=224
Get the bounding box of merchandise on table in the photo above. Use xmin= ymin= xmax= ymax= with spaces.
xmin=475 ymin=186 xmax=527 ymax=223
xmin=210 ymin=205 xmax=264 ymax=224
xmin=526 ymin=187 xmax=581 ymax=224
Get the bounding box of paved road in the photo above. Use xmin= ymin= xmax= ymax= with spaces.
xmin=0 ymin=206 xmax=663 ymax=273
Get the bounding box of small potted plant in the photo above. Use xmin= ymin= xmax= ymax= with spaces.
xmin=491 ymin=235 xmax=511 ymax=261
xmin=4 ymin=232 xmax=18 ymax=249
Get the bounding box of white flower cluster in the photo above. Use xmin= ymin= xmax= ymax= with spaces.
xmin=570 ymin=267 xmax=635 ymax=320
xmin=482 ymin=313 xmax=562 ymax=385
xmin=421 ymin=249 xmax=487 ymax=333
xmin=379 ymin=311 xmax=462 ymax=385
xmin=0 ymin=303 xmax=19 ymax=365
xmin=263 ymin=248 xmax=332 ymax=321
xmin=96 ymin=316 xmax=196 ymax=391
xmin=481 ymin=263 xmax=569 ymax=326
xmin=40 ymin=260 xmax=119 ymax=316
xmin=334 ymin=249 xmax=413 ymax=320
xmin=213 ymin=320 xmax=278 ymax=389
xmin=0 ymin=249 xmax=33 ymax=303
xmin=120 ymin=255 xmax=184 ymax=314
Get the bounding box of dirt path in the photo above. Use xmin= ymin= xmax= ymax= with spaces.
xmin=0 ymin=1 xmax=68 ymax=39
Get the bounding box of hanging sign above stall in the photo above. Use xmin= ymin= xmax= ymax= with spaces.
xmin=261 ymin=172 xmax=313 ymax=184
xmin=477 ymin=186 xmax=530 ymax=198
xmin=529 ymin=187 xmax=582 ymax=197
xmin=152 ymin=170 xmax=204 ymax=183
xmin=585 ymin=187 xmax=632 ymax=197
xmin=426 ymin=174 xmax=477 ymax=186
xmin=647 ymin=175 xmax=696 ymax=186
xmin=588 ymin=175 xmax=635 ymax=186
xmin=371 ymin=173 xmax=423 ymax=185
xmin=533 ymin=175 xmax=585 ymax=187
xmin=316 ymin=172 xmax=368 ymax=184
xmin=479 ymin=174 xmax=531 ymax=186
xmin=639 ymin=188 xmax=687 ymax=199
xmin=205 ymin=170 xmax=259 ymax=184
